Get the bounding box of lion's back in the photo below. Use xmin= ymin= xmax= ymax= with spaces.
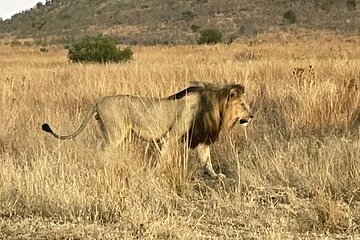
xmin=97 ymin=94 xmax=201 ymax=140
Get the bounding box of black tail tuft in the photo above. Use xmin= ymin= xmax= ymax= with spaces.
xmin=42 ymin=123 xmax=53 ymax=134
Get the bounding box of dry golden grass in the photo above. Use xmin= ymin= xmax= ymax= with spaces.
xmin=1 ymin=31 xmax=360 ymax=239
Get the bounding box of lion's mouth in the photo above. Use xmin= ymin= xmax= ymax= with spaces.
xmin=239 ymin=119 xmax=250 ymax=126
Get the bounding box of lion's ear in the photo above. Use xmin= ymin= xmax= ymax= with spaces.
xmin=228 ymin=85 xmax=244 ymax=100
xmin=229 ymin=88 xmax=238 ymax=99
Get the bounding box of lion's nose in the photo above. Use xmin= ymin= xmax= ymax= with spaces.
xmin=239 ymin=115 xmax=254 ymax=125
xmin=239 ymin=119 xmax=249 ymax=125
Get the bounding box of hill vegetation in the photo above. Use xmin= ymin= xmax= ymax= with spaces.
xmin=0 ymin=0 xmax=359 ymax=44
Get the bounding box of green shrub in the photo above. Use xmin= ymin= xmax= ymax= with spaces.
xmin=197 ymin=28 xmax=223 ymax=45
xmin=190 ymin=24 xmax=200 ymax=32
xmin=283 ymin=10 xmax=296 ymax=25
xmin=346 ymin=0 xmax=357 ymax=10
xmin=68 ymin=35 xmax=133 ymax=63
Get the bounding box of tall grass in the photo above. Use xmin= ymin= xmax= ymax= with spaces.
xmin=0 ymin=31 xmax=360 ymax=238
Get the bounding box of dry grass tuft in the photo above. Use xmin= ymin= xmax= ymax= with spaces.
xmin=1 ymin=32 xmax=360 ymax=238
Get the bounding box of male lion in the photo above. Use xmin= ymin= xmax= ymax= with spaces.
xmin=42 ymin=82 xmax=253 ymax=178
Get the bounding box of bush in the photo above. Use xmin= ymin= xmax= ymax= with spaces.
xmin=197 ymin=28 xmax=223 ymax=44
xmin=190 ymin=24 xmax=200 ymax=32
xmin=283 ymin=10 xmax=296 ymax=25
xmin=68 ymin=35 xmax=133 ymax=63
xmin=346 ymin=0 xmax=357 ymax=10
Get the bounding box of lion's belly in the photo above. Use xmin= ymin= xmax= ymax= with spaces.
xmin=132 ymin=102 xmax=179 ymax=140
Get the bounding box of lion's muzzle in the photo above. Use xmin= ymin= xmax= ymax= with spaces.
xmin=239 ymin=115 xmax=254 ymax=126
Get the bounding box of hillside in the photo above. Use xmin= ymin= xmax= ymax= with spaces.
xmin=0 ymin=0 xmax=359 ymax=44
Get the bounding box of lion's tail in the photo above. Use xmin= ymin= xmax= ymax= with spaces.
xmin=42 ymin=104 xmax=98 ymax=140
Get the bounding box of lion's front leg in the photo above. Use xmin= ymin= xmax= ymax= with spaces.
xmin=196 ymin=144 xmax=225 ymax=179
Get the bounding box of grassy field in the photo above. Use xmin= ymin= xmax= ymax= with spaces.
xmin=1 ymin=31 xmax=360 ymax=239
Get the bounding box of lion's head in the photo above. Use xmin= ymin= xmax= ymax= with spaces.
xmin=183 ymin=82 xmax=253 ymax=148
xmin=221 ymin=84 xmax=253 ymax=130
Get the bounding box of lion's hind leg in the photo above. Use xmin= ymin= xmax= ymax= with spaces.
xmin=95 ymin=113 xmax=111 ymax=150
xmin=107 ymin=125 xmax=128 ymax=150
xmin=95 ymin=112 xmax=128 ymax=150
